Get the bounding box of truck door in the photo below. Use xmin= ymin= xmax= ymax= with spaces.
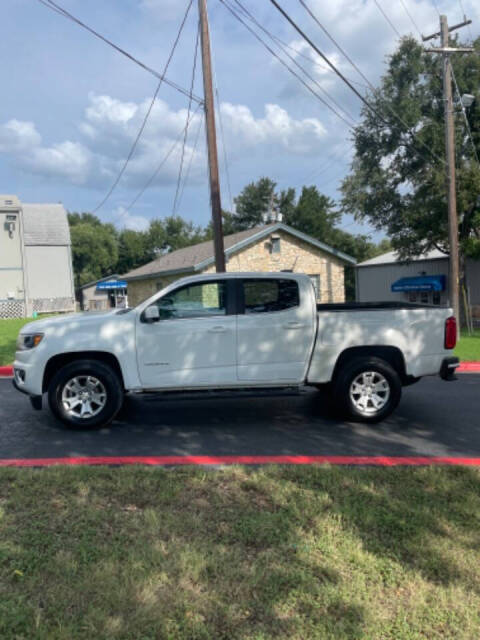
xmin=136 ymin=279 xmax=237 ymax=388
xmin=236 ymin=277 xmax=316 ymax=382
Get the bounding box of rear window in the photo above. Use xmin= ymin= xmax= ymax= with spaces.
xmin=243 ymin=279 xmax=299 ymax=314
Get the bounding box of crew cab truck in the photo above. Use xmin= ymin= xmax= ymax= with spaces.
xmin=12 ymin=272 xmax=459 ymax=428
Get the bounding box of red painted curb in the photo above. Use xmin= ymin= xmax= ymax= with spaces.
xmin=1 ymin=455 xmax=480 ymax=468
xmin=0 ymin=365 xmax=13 ymax=377
xmin=458 ymin=362 xmax=480 ymax=372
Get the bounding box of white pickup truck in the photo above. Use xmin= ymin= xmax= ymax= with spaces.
xmin=13 ymin=272 xmax=459 ymax=428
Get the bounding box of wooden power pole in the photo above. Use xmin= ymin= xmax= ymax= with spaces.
xmin=423 ymin=16 xmax=473 ymax=325
xmin=198 ymin=0 xmax=226 ymax=272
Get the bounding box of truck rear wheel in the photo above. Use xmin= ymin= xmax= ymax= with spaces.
xmin=333 ymin=356 xmax=401 ymax=423
xmin=48 ymin=359 xmax=123 ymax=429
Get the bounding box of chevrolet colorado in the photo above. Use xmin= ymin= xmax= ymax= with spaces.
xmin=12 ymin=272 xmax=459 ymax=427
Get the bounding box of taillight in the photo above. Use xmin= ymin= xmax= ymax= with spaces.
xmin=444 ymin=316 xmax=457 ymax=350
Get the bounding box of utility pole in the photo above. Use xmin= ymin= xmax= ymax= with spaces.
xmin=423 ymin=16 xmax=473 ymax=326
xmin=198 ymin=0 xmax=226 ymax=272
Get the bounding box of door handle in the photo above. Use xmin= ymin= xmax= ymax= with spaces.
xmin=208 ymin=326 xmax=227 ymax=333
xmin=284 ymin=321 xmax=304 ymax=330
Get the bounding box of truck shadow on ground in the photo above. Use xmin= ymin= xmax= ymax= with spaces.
xmin=275 ymin=464 xmax=480 ymax=597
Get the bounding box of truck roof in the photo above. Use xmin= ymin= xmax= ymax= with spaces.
xmin=169 ymin=271 xmax=311 ymax=284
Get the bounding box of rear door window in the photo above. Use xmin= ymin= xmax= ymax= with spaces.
xmin=242 ymin=279 xmax=299 ymax=314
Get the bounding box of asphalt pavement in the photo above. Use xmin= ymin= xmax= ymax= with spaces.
xmin=0 ymin=374 xmax=479 ymax=461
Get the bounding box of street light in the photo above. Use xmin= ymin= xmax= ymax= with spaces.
xmin=461 ymin=93 xmax=475 ymax=108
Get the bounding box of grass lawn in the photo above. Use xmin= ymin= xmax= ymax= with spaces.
xmin=0 ymin=316 xmax=59 ymax=366
xmin=1 ymin=465 xmax=480 ymax=639
xmin=455 ymin=329 xmax=480 ymax=362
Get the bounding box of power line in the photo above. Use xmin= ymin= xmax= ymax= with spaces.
xmin=219 ymin=0 xmax=356 ymax=129
xmin=231 ymin=0 xmax=368 ymax=88
xmin=457 ymin=0 xmax=475 ymax=44
xmin=304 ymin=149 xmax=352 ymax=183
xmin=36 ymin=0 xmax=202 ymax=104
xmin=269 ymin=0 xmax=389 ymax=123
xmin=229 ymin=0 xmax=357 ymax=125
xmin=215 ymin=88 xmax=234 ymax=212
xmin=373 ymin=0 xmax=402 ymax=38
xmin=124 ymin=104 xmax=202 ymax=213
xmin=173 ymin=24 xmax=200 ymax=215
xmin=431 ymin=0 xmax=441 ymax=18
xmin=289 ymin=0 xmax=446 ymax=164
xmin=399 ymin=0 xmax=423 ymax=39
xmin=177 ymin=112 xmax=205 ymax=211
xmin=272 ymin=35 xmax=369 ymax=89
xmin=92 ymin=0 xmax=194 ymax=213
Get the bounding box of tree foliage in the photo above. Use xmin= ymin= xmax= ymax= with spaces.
xmin=341 ymin=36 xmax=480 ymax=259
xmin=68 ymin=213 xmax=119 ymax=288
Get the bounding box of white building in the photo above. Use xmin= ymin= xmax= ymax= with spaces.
xmin=0 ymin=195 xmax=75 ymax=318
xmin=356 ymin=249 xmax=480 ymax=320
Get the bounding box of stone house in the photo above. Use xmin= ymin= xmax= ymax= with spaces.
xmin=123 ymin=223 xmax=356 ymax=307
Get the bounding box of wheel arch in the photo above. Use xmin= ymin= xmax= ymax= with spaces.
xmin=331 ymin=346 xmax=408 ymax=384
xmin=43 ymin=351 xmax=125 ymax=393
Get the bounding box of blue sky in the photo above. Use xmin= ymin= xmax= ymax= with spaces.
xmin=1 ymin=0 xmax=479 ymax=240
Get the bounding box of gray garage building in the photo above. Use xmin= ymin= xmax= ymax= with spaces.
xmin=356 ymin=249 xmax=480 ymax=321
xmin=0 ymin=195 xmax=75 ymax=318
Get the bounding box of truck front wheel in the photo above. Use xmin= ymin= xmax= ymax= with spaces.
xmin=48 ymin=359 xmax=123 ymax=429
xmin=333 ymin=356 xmax=401 ymax=423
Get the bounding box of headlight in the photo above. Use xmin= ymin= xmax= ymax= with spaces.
xmin=16 ymin=333 xmax=44 ymax=351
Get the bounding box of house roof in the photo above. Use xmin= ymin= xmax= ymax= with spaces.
xmin=357 ymin=248 xmax=448 ymax=267
xmin=123 ymin=223 xmax=356 ymax=281
xmin=22 ymin=203 xmax=71 ymax=246
xmin=79 ymin=274 xmax=122 ymax=290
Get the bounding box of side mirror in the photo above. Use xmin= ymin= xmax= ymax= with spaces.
xmin=144 ymin=305 xmax=160 ymax=323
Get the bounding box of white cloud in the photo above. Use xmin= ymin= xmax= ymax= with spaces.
xmin=219 ymin=102 xmax=326 ymax=154
xmin=26 ymin=141 xmax=92 ymax=185
xmin=112 ymin=206 xmax=150 ymax=231
xmin=0 ymin=92 xmax=329 ymax=190
xmin=0 ymin=119 xmax=41 ymax=152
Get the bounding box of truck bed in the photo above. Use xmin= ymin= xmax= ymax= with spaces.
xmin=317 ymin=301 xmax=446 ymax=312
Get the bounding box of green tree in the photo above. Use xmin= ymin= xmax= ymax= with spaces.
xmin=341 ymin=36 xmax=480 ymax=260
xmin=284 ymin=186 xmax=340 ymax=239
xmin=69 ymin=222 xmax=118 ymax=288
xmin=117 ymin=229 xmax=149 ymax=274
xmin=68 ymin=212 xmax=104 ymax=227
xmin=232 ymin=177 xmax=276 ymax=230
xmin=145 ymin=216 xmax=206 ymax=258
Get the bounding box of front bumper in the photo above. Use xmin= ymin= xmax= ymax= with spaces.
xmin=12 ymin=377 xmax=43 ymax=410
xmin=439 ymin=356 xmax=460 ymax=381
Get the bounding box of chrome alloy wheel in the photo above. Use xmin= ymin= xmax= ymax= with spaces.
xmin=61 ymin=375 xmax=107 ymax=419
xmin=349 ymin=371 xmax=390 ymax=415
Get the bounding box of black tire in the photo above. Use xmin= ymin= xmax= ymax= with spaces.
xmin=48 ymin=359 xmax=123 ymax=429
xmin=332 ymin=356 xmax=402 ymax=423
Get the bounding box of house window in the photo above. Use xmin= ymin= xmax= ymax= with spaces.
xmin=420 ymin=292 xmax=429 ymax=304
xmin=271 ymin=237 xmax=281 ymax=254
xmin=409 ymin=292 xmax=417 ymax=303
xmin=309 ymin=275 xmax=320 ymax=300
xmin=433 ymin=292 xmax=441 ymax=305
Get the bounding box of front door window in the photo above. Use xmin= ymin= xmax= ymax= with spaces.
xmin=155 ymin=281 xmax=227 ymax=320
